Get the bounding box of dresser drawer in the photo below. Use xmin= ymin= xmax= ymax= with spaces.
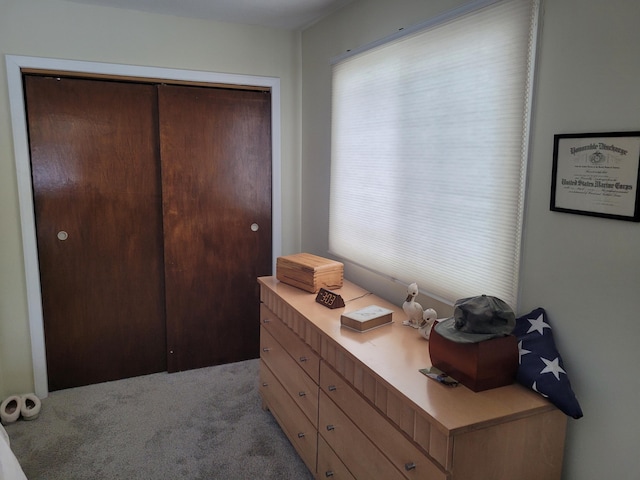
xmin=321 ymin=362 xmax=447 ymax=480
xmin=319 ymin=390 xmax=405 ymax=480
xmin=260 ymin=326 xmax=319 ymax=426
xmin=260 ymin=303 xmax=320 ymax=383
xmin=317 ymin=435 xmax=356 ymax=480
xmin=259 ymin=361 xmax=317 ymax=473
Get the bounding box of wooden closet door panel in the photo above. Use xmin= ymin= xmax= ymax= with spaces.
xmin=159 ymin=85 xmax=272 ymax=372
xmin=25 ymin=75 xmax=167 ymax=390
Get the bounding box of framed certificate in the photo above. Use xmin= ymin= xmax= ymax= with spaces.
xmin=551 ymin=132 xmax=640 ymax=222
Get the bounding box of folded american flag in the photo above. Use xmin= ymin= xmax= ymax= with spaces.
xmin=513 ymin=307 xmax=583 ymax=419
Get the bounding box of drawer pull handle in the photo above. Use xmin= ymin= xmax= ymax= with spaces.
xmin=298 ymin=391 xmax=306 ymax=397
xmin=262 ymin=382 xmax=268 ymax=387
xmin=297 ymin=432 xmax=305 ymax=438
xmin=299 ymin=356 xmax=308 ymax=362
xmin=326 ymin=425 xmax=335 ymax=431
xmin=325 ymin=472 xmax=334 ymax=477
xmin=405 ymin=462 xmax=416 ymax=471
xmin=328 ymin=385 xmax=337 ymax=392
xmin=262 ymin=347 xmax=270 ymax=352
xmin=262 ymin=318 xmax=271 ymax=324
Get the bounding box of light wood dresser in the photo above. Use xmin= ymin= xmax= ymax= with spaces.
xmin=258 ymin=276 xmax=567 ymax=480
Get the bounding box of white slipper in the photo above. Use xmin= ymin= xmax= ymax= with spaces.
xmin=20 ymin=393 xmax=41 ymax=421
xmin=0 ymin=395 xmax=21 ymax=425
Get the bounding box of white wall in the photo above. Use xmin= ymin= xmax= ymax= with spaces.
xmin=0 ymin=0 xmax=302 ymax=396
xmin=301 ymin=0 xmax=640 ymax=479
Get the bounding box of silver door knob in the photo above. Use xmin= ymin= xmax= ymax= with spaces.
xmin=251 ymin=223 xmax=259 ymax=232
xmin=57 ymin=231 xmax=68 ymax=241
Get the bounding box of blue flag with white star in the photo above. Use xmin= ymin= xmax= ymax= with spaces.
xmin=513 ymin=308 xmax=583 ymax=419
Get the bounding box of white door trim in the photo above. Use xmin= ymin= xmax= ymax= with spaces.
xmin=5 ymin=54 xmax=283 ymax=398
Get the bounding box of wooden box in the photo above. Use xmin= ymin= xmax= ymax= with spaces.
xmin=276 ymin=253 xmax=344 ymax=293
xmin=428 ymin=324 xmax=518 ymax=392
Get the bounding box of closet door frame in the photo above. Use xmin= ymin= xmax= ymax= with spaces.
xmin=6 ymin=55 xmax=283 ymax=398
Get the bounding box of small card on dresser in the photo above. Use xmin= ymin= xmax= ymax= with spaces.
xmin=340 ymin=305 xmax=393 ymax=332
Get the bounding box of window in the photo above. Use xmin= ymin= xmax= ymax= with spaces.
xmin=329 ymin=0 xmax=539 ymax=307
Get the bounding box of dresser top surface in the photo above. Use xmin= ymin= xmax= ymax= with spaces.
xmin=259 ymin=276 xmax=557 ymax=433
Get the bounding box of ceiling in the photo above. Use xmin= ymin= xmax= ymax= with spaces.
xmin=66 ymin=0 xmax=353 ymax=30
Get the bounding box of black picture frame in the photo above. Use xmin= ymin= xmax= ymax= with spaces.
xmin=551 ymin=131 xmax=640 ymax=222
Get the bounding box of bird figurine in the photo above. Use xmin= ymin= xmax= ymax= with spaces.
xmin=402 ymin=283 xmax=423 ymax=328
xmin=419 ymin=308 xmax=438 ymax=340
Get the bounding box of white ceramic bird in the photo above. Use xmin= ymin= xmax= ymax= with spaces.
xmin=419 ymin=308 xmax=438 ymax=340
xmin=402 ymin=282 xmax=423 ymax=328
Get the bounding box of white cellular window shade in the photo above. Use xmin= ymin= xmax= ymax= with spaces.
xmin=329 ymin=0 xmax=539 ymax=307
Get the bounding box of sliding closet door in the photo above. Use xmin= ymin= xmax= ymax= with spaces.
xmin=159 ymin=85 xmax=272 ymax=372
xmin=25 ymin=76 xmax=167 ymax=391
